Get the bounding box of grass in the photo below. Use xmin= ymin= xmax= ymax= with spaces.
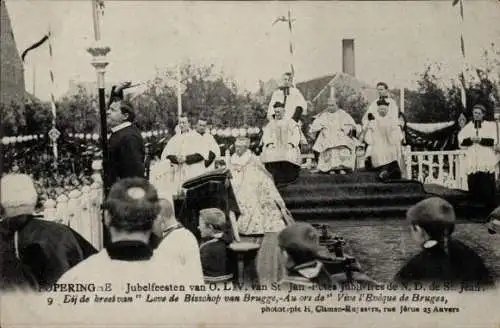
xmin=320 ymin=219 xmax=500 ymax=283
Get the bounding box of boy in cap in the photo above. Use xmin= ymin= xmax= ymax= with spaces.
xmin=278 ymin=222 xmax=381 ymax=289
xmin=486 ymin=207 xmax=500 ymax=235
xmin=395 ymin=197 xmax=494 ymax=287
xmin=278 ymin=222 xmax=338 ymax=289
xmin=0 ymin=174 xmax=96 ymax=291
xmin=198 ymin=208 xmax=234 ymax=282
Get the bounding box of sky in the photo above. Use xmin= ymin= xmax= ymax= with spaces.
xmin=5 ymin=0 xmax=500 ymax=101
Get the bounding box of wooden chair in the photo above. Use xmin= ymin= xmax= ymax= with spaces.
xmin=227 ymin=211 xmax=260 ymax=285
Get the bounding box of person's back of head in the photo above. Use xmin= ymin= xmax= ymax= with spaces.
xmin=102 ymin=178 xmax=160 ymax=235
xmin=278 ymin=222 xmax=323 ymax=266
xmin=278 ymin=223 xmax=338 ymax=289
xmin=400 ymin=197 xmax=492 ymax=285
xmin=1 ymin=174 xmax=38 ymax=218
xmin=150 ymin=198 xmax=178 ymax=249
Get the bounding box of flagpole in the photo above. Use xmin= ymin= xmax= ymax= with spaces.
xmin=32 ymin=63 xmax=36 ymax=97
xmin=47 ymin=25 xmax=60 ymax=169
xmin=287 ymin=7 xmax=295 ymax=83
xmin=455 ymin=0 xmax=467 ymax=112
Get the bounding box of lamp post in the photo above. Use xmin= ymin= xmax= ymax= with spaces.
xmin=88 ymin=0 xmax=110 ymax=249
xmin=87 ymin=0 xmax=110 ymax=196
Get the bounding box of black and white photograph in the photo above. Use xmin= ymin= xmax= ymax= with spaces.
xmin=1 ymin=0 xmax=499 ymax=327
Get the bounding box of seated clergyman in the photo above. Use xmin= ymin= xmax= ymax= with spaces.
xmin=309 ymin=97 xmax=358 ymax=174
xmin=261 ymin=101 xmax=301 ymax=164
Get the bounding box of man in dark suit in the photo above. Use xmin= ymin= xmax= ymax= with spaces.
xmin=106 ymin=100 xmax=145 ymax=189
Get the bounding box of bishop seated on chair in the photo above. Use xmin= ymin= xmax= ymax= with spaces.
xmin=309 ymin=97 xmax=358 ymax=174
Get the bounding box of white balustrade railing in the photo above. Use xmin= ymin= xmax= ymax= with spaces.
xmin=404 ymin=150 xmax=468 ymax=190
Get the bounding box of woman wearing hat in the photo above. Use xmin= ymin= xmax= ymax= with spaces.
xmin=458 ymin=103 xmax=499 ymax=211
xmin=395 ymin=197 xmax=494 ymax=287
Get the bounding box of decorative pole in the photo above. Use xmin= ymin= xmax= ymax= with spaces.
xmin=177 ymin=64 xmax=182 ymax=119
xmin=287 ymin=8 xmax=295 ymax=80
xmin=453 ymin=0 xmax=467 ymax=114
xmin=87 ymin=0 xmax=110 ymax=195
xmin=273 ymin=7 xmax=296 ymax=81
xmin=400 ymin=86 xmax=405 ymax=113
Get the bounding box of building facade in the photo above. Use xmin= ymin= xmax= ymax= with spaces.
xmin=0 ymin=0 xmax=26 ymax=107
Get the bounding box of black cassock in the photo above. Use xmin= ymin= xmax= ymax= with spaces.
xmin=0 ymin=214 xmax=97 ymax=290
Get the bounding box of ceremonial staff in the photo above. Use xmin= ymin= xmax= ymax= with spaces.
xmin=273 ymin=8 xmax=296 ymax=81
xmin=88 ymin=0 xmax=111 ymax=195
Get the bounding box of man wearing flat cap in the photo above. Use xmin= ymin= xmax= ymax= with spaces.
xmin=0 ymin=174 xmax=96 ymax=291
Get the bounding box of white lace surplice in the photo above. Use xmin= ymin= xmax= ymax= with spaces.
xmin=261 ymin=119 xmax=301 ymax=165
xmin=230 ymin=151 xmax=286 ymax=235
xmin=458 ymin=121 xmax=499 ymax=175
xmin=310 ymin=110 xmax=358 ymax=172
xmin=267 ymin=87 xmax=308 ymax=121
xmin=159 ymin=130 xmax=211 ymax=193
xmin=364 ymin=116 xmax=403 ymax=168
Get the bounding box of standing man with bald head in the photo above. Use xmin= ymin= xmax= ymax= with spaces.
xmin=267 ymin=72 xmax=307 ymax=122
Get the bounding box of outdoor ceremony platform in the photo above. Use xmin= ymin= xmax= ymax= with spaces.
xmin=278 ymin=169 xmax=490 ymax=222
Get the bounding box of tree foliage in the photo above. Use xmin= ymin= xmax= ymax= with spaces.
xmin=404 ymin=43 xmax=500 ymax=123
